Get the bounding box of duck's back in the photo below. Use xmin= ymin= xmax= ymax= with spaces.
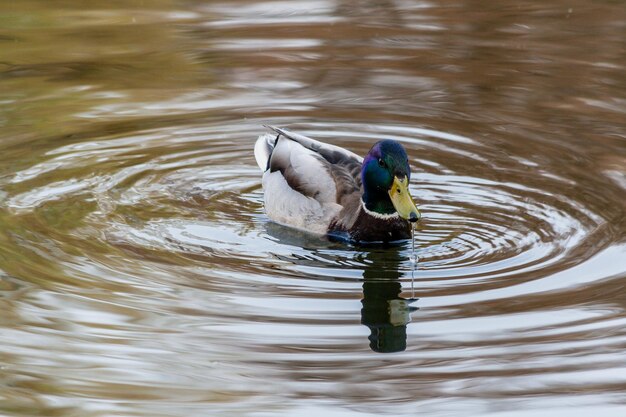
xmin=254 ymin=127 xmax=363 ymax=234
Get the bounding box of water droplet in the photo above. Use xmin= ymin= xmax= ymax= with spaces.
xmin=410 ymin=223 xmax=418 ymax=267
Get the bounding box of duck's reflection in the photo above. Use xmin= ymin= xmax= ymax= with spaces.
xmin=360 ymin=247 xmax=418 ymax=353
xmin=263 ymin=222 xmax=418 ymax=353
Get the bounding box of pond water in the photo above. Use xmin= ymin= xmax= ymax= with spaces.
xmin=1 ymin=1 xmax=625 ymax=416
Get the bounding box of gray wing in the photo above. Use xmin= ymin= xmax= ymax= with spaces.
xmin=264 ymin=125 xmax=363 ymax=166
xmin=263 ymin=126 xmax=363 ymax=204
xmin=254 ymin=126 xmax=364 ymax=233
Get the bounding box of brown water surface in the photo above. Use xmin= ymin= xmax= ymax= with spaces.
xmin=1 ymin=1 xmax=626 ymax=416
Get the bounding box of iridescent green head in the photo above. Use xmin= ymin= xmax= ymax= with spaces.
xmin=361 ymin=140 xmax=420 ymax=222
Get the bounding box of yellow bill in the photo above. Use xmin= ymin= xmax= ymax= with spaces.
xmin=389 ymin=176 xmax=420 ymax=222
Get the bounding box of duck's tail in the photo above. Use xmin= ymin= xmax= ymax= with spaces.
xmin=254 ymin=131 xmax=279 ymax=171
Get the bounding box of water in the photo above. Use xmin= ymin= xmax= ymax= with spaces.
xmin=410 ymin=223 xmax=418 ymax=265
xmin=1 ymin=1 xmax=625 ymax=416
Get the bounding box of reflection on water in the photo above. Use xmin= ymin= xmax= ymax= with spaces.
xmin=361 ymin=248 xmax=419 ymax=353
xmin=1 ymin=0 xmax=625 ymax=416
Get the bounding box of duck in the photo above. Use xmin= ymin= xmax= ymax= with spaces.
xmin=254 ymin=126 xmax=421 ymax=243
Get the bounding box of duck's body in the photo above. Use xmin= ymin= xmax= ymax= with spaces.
xmin=254 ymin=126 xmax=420 ymax=243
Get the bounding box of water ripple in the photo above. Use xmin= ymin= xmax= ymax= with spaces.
xmin=1 ymin=1 xmax=625 ymax=416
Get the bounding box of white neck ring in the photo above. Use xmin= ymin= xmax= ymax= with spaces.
xmin=361 ymin=200 xmax=400 ymax=220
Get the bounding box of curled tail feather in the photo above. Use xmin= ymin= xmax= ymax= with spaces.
xmin=254 ymin=132 xmax=279 ymax=171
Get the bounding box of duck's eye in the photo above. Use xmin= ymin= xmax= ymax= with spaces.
xmin=378 ymin=158 xmax=386 ymax=168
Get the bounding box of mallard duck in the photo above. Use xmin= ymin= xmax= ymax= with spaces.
xmin=254 ymin=126 xmax=420 ymax=243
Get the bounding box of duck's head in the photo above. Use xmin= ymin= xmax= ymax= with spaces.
xmin=361 ymin=140 xmax=420 ymax=222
